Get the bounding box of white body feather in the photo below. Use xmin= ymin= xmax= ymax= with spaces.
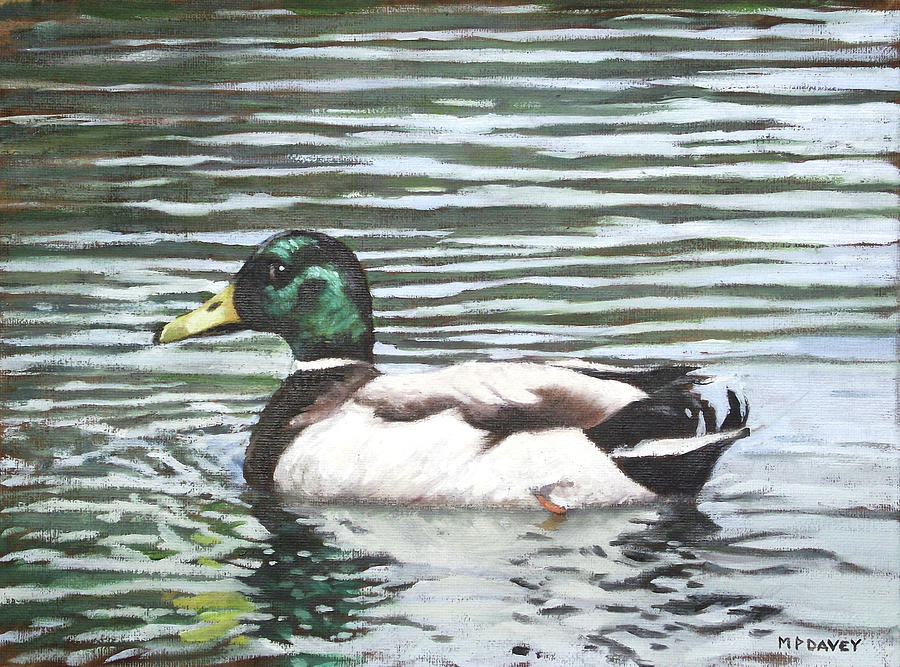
xmin=272 ymin=362 xmax=655 ymax=508
xmin=272 ymin=402 xmax=654 ymax=508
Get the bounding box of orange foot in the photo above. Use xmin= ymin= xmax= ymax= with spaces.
xmin=534 ymin=494 xmax=566 ymax=515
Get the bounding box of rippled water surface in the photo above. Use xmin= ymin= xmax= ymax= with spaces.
xmin=1 ymin=2 xmax=898 ymax=665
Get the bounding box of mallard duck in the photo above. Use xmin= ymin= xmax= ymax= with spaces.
xmin=155 ymin=230 xmax=749 ymax=512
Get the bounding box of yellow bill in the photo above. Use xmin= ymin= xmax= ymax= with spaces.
xmin=155 ymin=284 xmax=242 ymax=344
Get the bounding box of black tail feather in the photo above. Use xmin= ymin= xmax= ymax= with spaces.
xmin=611 ymin=429 xmax=749 ymax=496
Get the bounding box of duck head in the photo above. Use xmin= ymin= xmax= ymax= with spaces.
xmin=155 ymin=231 xmax=375 ymax=362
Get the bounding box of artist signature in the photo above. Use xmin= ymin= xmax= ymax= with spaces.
xmin=778 ymin=636 xmax=863 ymax=653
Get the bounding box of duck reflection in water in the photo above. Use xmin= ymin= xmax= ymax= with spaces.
xmin=243 ymin=495 xmax=397 ymax=648
xmin=238 ymin=495 xmax=778 ymax=663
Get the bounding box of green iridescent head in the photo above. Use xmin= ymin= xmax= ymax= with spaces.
xmin=156 ymin=231 xmax=375 ymax=362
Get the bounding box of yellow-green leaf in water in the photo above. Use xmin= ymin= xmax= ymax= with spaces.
xmin=230 ymin=635 xmax=249 ymax=646
xmin=198 ymin=610 xmax=241 ymax=622
xmin=172 ymin=591 xmax=255 ymax=613
xmin=179 ymin=619 xmax=238 ymax=643
xmin=172 ymin=592 xmax=256 ymax=644
xmin=197 ymin=557 xmax=222 ymax=569
xmin=190 ymin=532 xmax=221 ymax=547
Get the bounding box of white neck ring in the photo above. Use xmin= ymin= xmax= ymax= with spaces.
xmin=290 ymin=357 xmax=360 ymax=373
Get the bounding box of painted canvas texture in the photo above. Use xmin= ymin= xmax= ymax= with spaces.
xmin=0 ymin=1 xmax=897 ymax=666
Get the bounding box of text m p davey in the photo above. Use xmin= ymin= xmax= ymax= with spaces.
xmin=778 ymin=636 xmax=862 ymax=652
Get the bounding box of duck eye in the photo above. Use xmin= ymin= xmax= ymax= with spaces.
xmin=267 ymin=262 xmax=291 ymax=288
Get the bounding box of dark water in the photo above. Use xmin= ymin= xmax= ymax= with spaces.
xmin=1 ymin=2 xmax=897 ymax=665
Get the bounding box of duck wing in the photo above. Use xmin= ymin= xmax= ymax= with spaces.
xmin=547 ymin=358 xmax=701 ymax=394
xmin=555 ymin=361 xmax=749 ymax=450
xmin=352 ymin=361 xmax=648 ymax=435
